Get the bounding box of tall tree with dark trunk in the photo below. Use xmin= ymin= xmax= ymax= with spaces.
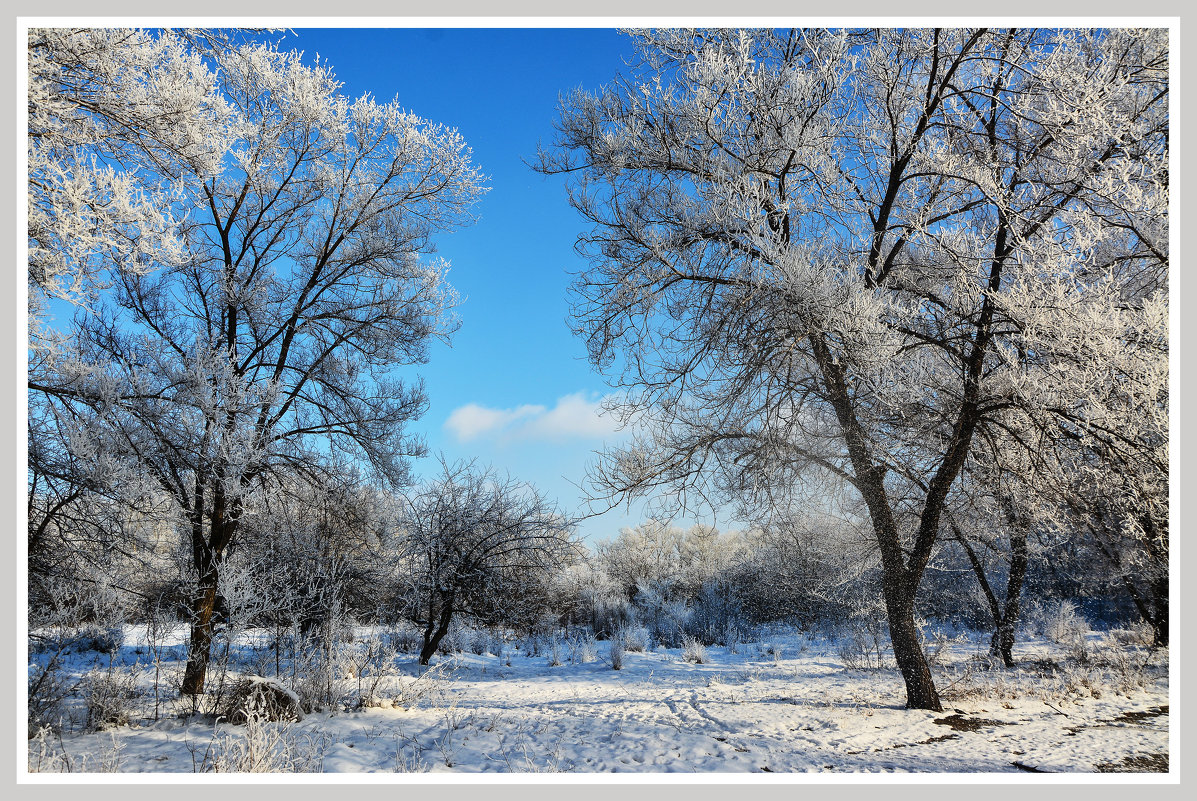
xmin=29 ymin=33 xmax=484 ymax=695
xmin=538 ymin=28 xmax=1167 ymax=710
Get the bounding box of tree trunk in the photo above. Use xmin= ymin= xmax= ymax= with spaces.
xmin=419 ymin=594 xmax=455 ymax=665
xmin=1088 ymin=514 xmax=1169 ymax=649
xmin=180 ymin=477 xmax=239 ymax=695
xmin=881 ymin=576 xmax=942 ymax=711
xmin=989 ymin=528 xmax=1028 ymax=667
xmin=1144 ymin=515 xmax=1168 ymax=648
xmin=1150 ymin=573 xmax=1168 ymax=647
xmin=181 ymin=566 xmax=219 ymax=695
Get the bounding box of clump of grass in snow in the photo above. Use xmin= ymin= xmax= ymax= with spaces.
xmin=1109 ymin=622 xmax=1154 ymax=647
xmin=609 ymin=638 xmax=624 ymax=670
xmin=939 ymin=633 xmax=1162 ymax=705
xmin=28 ymin=726 xmax=124 ymax=773
xmin=571 ymin=632 xmax=598 ymax=664
xmin=682 ymin=636 xmax=708 ymax=664
xmin=193 ymin=697 xmax=324 ymax=773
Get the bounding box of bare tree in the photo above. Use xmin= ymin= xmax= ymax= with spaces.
xmin=538 ymin=28 xmax=1167 ymax=709
xmin=30 ymin=36 xmax=486 ymax=695
xmin=397 ymin=460 xmax=580 ymax=665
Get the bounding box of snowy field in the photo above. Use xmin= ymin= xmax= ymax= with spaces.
xmin=27 ymin=625 xmax=1170 ymax=775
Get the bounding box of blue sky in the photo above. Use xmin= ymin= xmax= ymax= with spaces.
xmin=285 ymin=28 xmax=734 ymax=542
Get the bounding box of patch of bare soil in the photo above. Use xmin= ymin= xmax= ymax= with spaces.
xmin=1065 ymin=703 xmax=1169 ymax=737
xmin=1094 ymin=753 xmax=1169 ymax=773
xmin=1106 ymin=705 xmax=1168 ymax=725
xmin=889 ymin=732 xmax=960 ymax=749
xmin=933 ymin=714 xmax=1013 ymax=732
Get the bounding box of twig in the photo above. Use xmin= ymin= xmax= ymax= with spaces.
xmin=1043 ymin=700 xmax=1069 ymax=717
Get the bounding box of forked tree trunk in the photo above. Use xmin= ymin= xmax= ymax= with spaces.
xmin=181 ymin=567 xmax=220 ymax=695
xmin=1116 ymin=571 xmax=1168 ymax=648
xmin=419 ymin=593 xmax=455 ymax=665
xmin=1143 ymin=515 xmax=1169 ymax=648
xmin=180 ymin=478 xmax=239 ymax=696
xmin=1089 ymin=513 xmax=1169 ymax=649
xmin=955 ymin=521 xmax=1029 ymax=668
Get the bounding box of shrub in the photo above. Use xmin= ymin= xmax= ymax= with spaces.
xmin=759 ymin=641 xmax=790 ymax=664
xmin=28 ymin=726 xmax=124 ymax=773
xmin=520 ymin=632 xmax=544 ymax=658
xmin=548 ymin=635 xmax=563 ymax=667
xmin=634 ymin=585 xmax=691 ymax=647
xmin=469 ymin=630 xmax=495 ymax=656
xmin=836 ymin=617 xmax=890 ymax=670
xmin=621 ymin=625 xmax=650 ymax=653
xmin=609 ymin=638 xmax=624 ymax=670
xmin=77 ymin=624 xmax=126 ymax=654
xmin=197 ymin=706 xmax=324 ymax=773
xmin=572 ymin=632 xmax=598 ymax=664
xmin=1045 ymin=600 xmax=1089 ymax=643
xmin=1110 ymin=621 xmax=1155 ymax=647
xmin=219 ymin=677 xmax=304 ymax=725
xmin=917 ymin=619 xmax=956 ymax=668
xmin=347 ymin=635 xmax=401 ymax=709
xmin=32 ymin=625 xmax=125 ymax=656
xmin=723 ymin=619 xmax=746 ymax=654
xmin=386 ymin=624 xmax=424 ymax=655
xmin=681 ymin=635 xmax=708 ymax=664
xmin=1044 ymin=601 xmax=1093 ymax=662
xmin=82 ymin=664 xmax=141 ymax=732
xmin=438 ymin=622 xmax=472 ymax=656
xmin=688 ymin=583 xmax=743 ymax=646
xmin=27 ymin=650 xmax=76 ymax=736
xmin=392 ymin=658 xmax=456 ymax=710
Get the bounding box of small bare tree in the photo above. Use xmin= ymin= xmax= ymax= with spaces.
xmin=397 ymin=460 xmax=581 ymax=665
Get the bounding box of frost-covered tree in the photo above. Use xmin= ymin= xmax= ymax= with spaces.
xmin=596 ymin=520 xmax=686 ymax=601
xmin=596 ymin=520 xmax=742 ymax=604
xmin=239 ymin=473 xmax=396 ymax=629
xmin=539 ymin=28 xmax=1167 ymax=710
xmin=1041 ymin=361 xmax=1169 ymax=645
xmin=31 ymin=36 xmax=485 ymax=694
xmin=27 ymin=28 xmax=236 ymax=312
xmin=27 ymin=375 xmax=180 ymax=627
xmin=397 ymin=460 xmax=579 ymax=664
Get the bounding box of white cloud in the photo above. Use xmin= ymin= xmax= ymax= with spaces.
xmin=444 ymin=402 xmax=544 ymax=442
xmin=444 ymin=392 xmax=624 ymax=443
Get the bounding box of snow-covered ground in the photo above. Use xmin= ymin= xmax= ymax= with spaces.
xmin=26 ymin=625 xmax=1170 ymax=775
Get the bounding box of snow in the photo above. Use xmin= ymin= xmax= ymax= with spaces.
xmin=26 ymin=626 xmax=1170 ymax=775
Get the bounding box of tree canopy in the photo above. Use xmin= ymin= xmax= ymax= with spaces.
xmin=540 ymin=27 xmax=1168 ymax=709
